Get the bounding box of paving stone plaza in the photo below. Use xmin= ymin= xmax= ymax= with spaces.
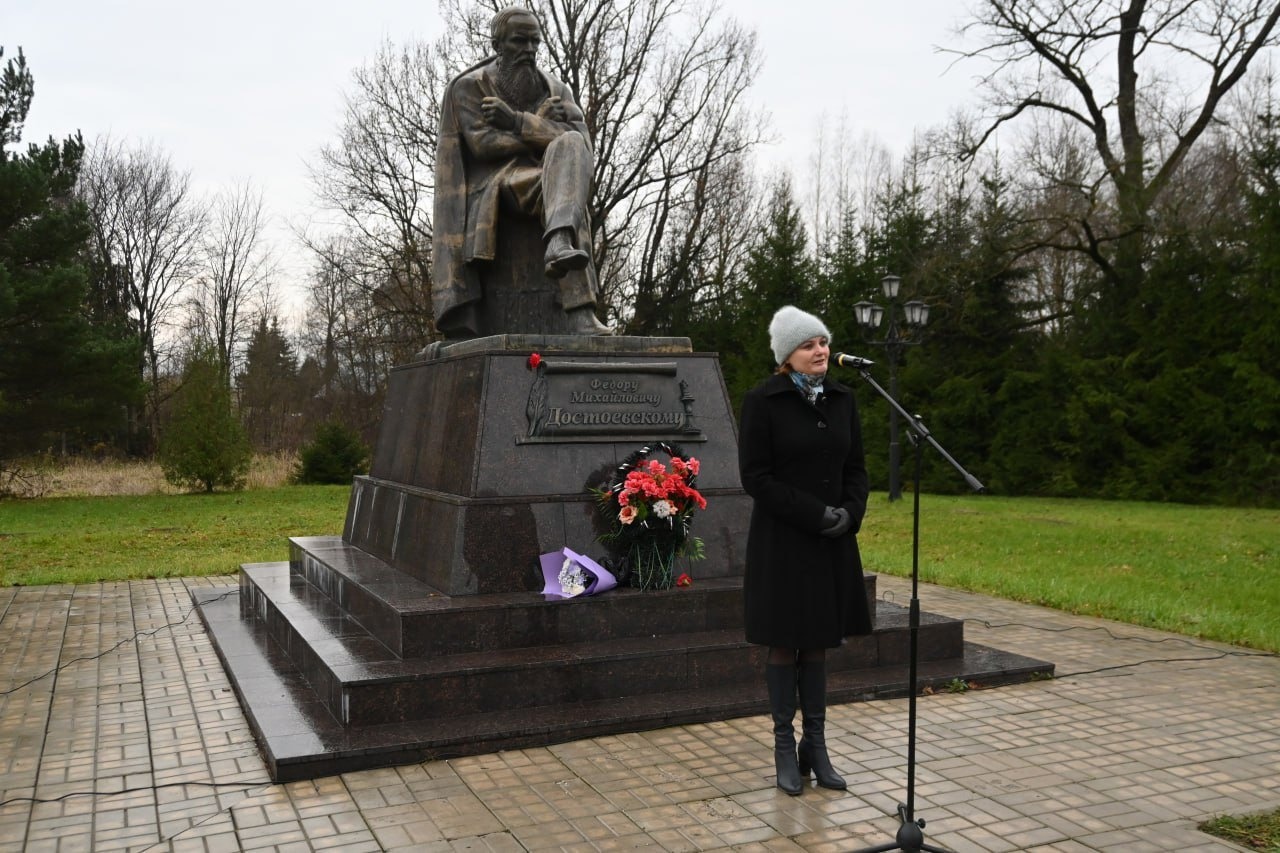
xmin=2 ymin=574 xmax=1276 ymax=851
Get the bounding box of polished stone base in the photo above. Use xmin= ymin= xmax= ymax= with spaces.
xmin=347 ymin=336 xmax=749 ymax=595
xmin=195 ymin=558 xmax=1053 ymax=782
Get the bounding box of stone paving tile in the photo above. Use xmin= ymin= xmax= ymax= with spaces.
xmin=0 ymin=575 xmax=1277 ymax=851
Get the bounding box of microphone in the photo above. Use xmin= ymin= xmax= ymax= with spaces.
xmin=832 ymin=352 xmax=875 ymax=369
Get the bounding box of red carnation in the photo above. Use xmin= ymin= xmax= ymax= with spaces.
xmin=527 ymin=352 xmax=542 ymax=370
xmin=676 ymin=573 xmax=692 ymax=587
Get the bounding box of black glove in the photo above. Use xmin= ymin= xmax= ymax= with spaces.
xmin=820 ymin=506 xmax=851 ymax=538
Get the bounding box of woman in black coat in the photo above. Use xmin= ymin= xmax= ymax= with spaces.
xmin=738 ymin=305 xmax=873 ymax=795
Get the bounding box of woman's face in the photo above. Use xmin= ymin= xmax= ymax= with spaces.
xmin=787 ymin=336 xmax=830 ymax=375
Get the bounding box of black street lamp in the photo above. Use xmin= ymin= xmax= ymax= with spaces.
xmin=853 ymin=274 xmax=930 ymax=502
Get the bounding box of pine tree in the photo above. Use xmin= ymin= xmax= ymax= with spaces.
xmin=0 ymin=47 xmax=141 ymax=472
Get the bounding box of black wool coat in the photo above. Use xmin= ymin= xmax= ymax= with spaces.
xmin=738 ymin=372 xmax=873 ymax=648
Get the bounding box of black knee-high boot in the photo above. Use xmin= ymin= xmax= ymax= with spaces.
xmin=797 ymin=659 xmax=847 ymax=790
xmin=765 ymin=663 xmax=803 ymax=795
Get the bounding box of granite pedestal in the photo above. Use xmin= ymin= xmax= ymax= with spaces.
xmin=196 ymin=336 xmax=1053 ymax=781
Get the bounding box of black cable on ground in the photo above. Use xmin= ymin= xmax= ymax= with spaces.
xmin=0 ymin=587 xmax=239 ymax=696
xmin=962 ymin=618 xmax=1278 ymax=682
xmin=1 ymin=586 xmax=256 ymax=813
xmin=0 ymin=779 xmax=268 ymax=808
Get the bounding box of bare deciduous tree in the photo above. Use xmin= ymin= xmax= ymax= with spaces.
xmin=305 ymin=39 xmax=446 ymax=349
xmin=631 ymin=149 xmax=765 ymax=333
xmin=297 ymin=237 xmax=401 ymax=434
xmin=190 ymin=181 xmax=277 ymax=383
xmin=482 ymin=0 xmax=767 ymax=330
xmin=78 ymin=137 xmax=207 ymax=441
xmin=955 ymin=0 xmax=1280 ymax=305
xmin=805 ymin=113 xmax=895 ymax=255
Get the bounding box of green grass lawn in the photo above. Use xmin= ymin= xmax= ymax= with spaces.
xmin=0 ymin=485 xmax=350 ymax=585
xmin=1 ymin=487 xmax=1276 ymax=653
xmin=857 ymin=494 xmax=1279 ymax=653
xmin=1200 ymin=808 xmax=1280 ymax=851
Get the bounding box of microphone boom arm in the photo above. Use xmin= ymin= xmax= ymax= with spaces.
xmin=853 ymin=367 xmax=985 ymax=493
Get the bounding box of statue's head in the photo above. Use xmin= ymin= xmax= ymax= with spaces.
xmin=491 ymin=7 xmax=542 ymax=67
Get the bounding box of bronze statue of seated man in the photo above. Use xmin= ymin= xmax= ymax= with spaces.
xmin=432 ymin=6 xmax=612 ymax=338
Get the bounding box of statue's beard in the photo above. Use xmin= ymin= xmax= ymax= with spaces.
xmin=495 ymin=58 xmax=546 ymax=113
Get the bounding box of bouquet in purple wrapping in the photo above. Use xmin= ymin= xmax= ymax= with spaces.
xmin=538 ymin=547 xmax=617 ymax=598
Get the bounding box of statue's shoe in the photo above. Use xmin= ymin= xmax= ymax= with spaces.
xmin=545 ymin=246 xmax=590 ymax=279
xmin=566 ymin=306 xmax=614 ymax=335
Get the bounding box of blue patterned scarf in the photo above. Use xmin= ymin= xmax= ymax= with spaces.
xmin=789 ymin=371 xmax=826 ymax=405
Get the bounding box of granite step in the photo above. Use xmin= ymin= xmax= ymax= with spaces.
xmin=287 ymin=535 xmax=879 ymax=659
xmin=240 ymin=561 xmax=958 ymax=728
xmin=288 ymin=535 xmax=759 ymax=658
xmin=197 ymin=584 xmax=1053 ymax=782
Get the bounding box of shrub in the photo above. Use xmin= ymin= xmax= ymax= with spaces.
xmin=293 ymin=421 xmax=369 ymax=485
xmin=158 ymin=345 xmax=252 ymax=493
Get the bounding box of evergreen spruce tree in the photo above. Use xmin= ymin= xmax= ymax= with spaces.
xmin=158 ymin=343 xmax=251 ymax=492
xmin=293 ymin=421 xmax=369 ymax=485
xmin=721 ymin=176 xmax=817 ymax=408
xmin=1234 ymin=105 xmax=1280 ymax=503
xmin=843 ymin=167 xmax=935 ymax=491
xmin=237 ymin=314 xmax=301 ymax=452
xmin=914 ymin=168 xmax=1046 ymax=494
xmin=816 ymin=206 xmax=876 ymax=343
xmin=863 ymin=165 xmax=931 ymax=284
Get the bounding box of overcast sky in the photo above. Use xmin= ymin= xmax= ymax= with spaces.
xmin=7 ymin=0 xmax=980 ymax=311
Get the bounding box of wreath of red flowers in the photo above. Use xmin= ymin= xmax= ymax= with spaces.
xmin=594 ymin=442 xmax=706 ymax=588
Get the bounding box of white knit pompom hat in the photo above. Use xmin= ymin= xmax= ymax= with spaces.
xmin=769 ymin=305 xmax=831 ymax=366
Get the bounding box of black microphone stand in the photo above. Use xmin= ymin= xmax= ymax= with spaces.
xmin=849 ymin=366 xmax=983 ymax=853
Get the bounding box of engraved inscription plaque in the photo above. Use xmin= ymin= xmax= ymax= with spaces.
xmin=523 ymin=361 xmax=704 ymax=443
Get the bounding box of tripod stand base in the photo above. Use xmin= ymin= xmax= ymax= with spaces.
xmin=852 ymin=803 xmax=951 ymax=853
